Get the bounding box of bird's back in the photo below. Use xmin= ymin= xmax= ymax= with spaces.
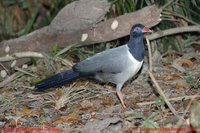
xmin=73 ymin=45 xmax=130 ymax=74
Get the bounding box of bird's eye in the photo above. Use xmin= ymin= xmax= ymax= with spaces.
xmin=134 ymin=27 xmax=141 ymax=32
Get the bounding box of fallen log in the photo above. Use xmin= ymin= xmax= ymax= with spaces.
xmin=0 ymin=1 xmax=161 ymax=69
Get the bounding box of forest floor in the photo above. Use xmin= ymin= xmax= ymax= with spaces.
xmin=0 ymin=49 xmax=200 ymax=133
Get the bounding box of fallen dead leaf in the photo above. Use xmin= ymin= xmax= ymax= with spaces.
xmin=155 ymin=74 xmax=181 ymax=81
xmin=79 ymin=100 xmax=96 ymax=112
xmin=81 ymin=100 xmax=94 ymax=109
xmin=55 ymin=88 xmax=63 ymax=99
xmin=52 ymin=113 xmax=80 ymax=125
xmin=99 ymin=95 xmax=114 ymax=107
xmin=175 ymin=80 xmax=190 ymax=89
xmin=172 ymin=58 xmax=195 ymax=72
xmin=80 ymin=117 xmax=122 ymax=133
xmin=164 ymin=73 xmax=181 ymax=81
xmin=19 ymin=107 xmax=41 ymax=117
xmin=190 ymin=102 xmax=200 ymax=132
xmin=175 ymin=58 xmax=194 ymax=68
xmin=81 ymin=100 xmax=104 ymax=112
xmin=4 ymin=119 xmax=23 ymax=128
xmin=163 ymin=63 xmax=172 ymax=68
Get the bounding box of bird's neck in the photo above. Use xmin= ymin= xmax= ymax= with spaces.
xmin=128 ymin=35 xmax=145 ymax=62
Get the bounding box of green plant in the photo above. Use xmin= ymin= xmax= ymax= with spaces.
xmin=0 ymin=0 xmax=74 ymax=40
xmin=129 ymin=111 xmax=160 ymax=133
xmin=185 ymin=75 xmax=199 ymax=88
xmin=49 ymin=44 xmax=62 ymax=57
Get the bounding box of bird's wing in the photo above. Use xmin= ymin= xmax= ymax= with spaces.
xmin=73 ymin=45 xmax=130 ymax=74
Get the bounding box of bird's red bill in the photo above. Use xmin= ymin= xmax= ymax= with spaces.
xmin=142 ymin=27 xmax=151 ymax=33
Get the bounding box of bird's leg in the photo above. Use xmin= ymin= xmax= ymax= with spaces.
xmin=116 ymin=90 xmax=126 ymax=109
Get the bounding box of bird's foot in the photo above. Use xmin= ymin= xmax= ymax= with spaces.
xmin=117 ymin=91 xmax=127 ymax=109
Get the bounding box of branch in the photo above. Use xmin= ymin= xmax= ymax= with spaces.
xmin=137 ymin=95 xmax=200 ymax=106
xmin=147 ymin=25 xmax=200 ymax=40
xmin=146 ymin=37 xmax=185 ymax=122
xmin=144 ymin=24 xmax=200 ymax=125
xmin=0 ymin=52 xmax=43 ymax=62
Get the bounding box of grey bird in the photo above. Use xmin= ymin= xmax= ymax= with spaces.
xmin=35 ymin=24 xmax=151 ymax=108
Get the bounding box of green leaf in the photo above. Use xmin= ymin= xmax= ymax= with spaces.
xmin=15 ymin=8 xmax=39 ymax=36
xmin=155 ymin=96 xmax=165 ymax=106
xmin=185 ymin=75 xmax=196 ymax=87
xmin=49 ymin=44 xmax=62 ymax=56
xmin=19 ymin=0 xmax=29 ymax=9
xmin=124 ymin=1 xmax=132 ymax=13
xmin=2 ymin=0 xmax=16 ymax=7
xmin=2 ymin=8 xmax=7 ymax=34
xmin=141 ymin=120 xmax=159 ymax=133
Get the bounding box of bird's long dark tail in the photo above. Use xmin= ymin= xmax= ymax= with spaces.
xmin=35 ymin=69 xmax=80 ymax=91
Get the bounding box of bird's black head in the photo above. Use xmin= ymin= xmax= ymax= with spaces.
xmin=128 ymin=24 xmax=151 ymax=61
xmin=130 ymin=24 xmax=151 ymax=37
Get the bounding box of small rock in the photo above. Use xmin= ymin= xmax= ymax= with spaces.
xmin=0 ymin=70 xmax=7 ymax=78
xmin=10 ymin=60 xmax=17 ymax=68
xmin=111 ymin=20 xmax=119 ymax=30
xmin=5 ymin=45 xmax=10 ymax=53
xmin=81 ymin=33 xmax=88 ymax=42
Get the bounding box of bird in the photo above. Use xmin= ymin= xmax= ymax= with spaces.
xmin=35 ymin=24 xmax=151 ymax=108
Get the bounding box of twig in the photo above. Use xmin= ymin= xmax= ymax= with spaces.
xmin=160 ymin=0 xmax=174 ymax=11
xmin=0 ymin=52 xmax=43 ymax=62
xmin=146 ymin=25 xmax=200 ymax=41
xmin=146 ymin=37 xmax=153 ymax=72
xmin=161 ymin=49 xmax=183 ymax=57
xmin=54 ymin=57 xmax=73 ymax=67
xmin=55 ymin=44 xmax=75 ymax=57
xmin=145 ymin=25 xmax=200 ymax=122
xmin=160 ymin=18 xmax=180 ymax=22
xmin=14 ymin=67 xmax=38 ymax=78
xmin=0 ymin=63 xmax=9 ymax=73
xmin=176 ymin=93 xmax=199 ymax=127
xmin=146 ymin=37 xmax=183 ymax=120
xmin=0 ymin=72 xmax=23 ymax=88
xmin=162 ymin=10 xmax=199 ymax=25
xmin=149 ymin=72 xmax=179 ymax=116
xmin=20 ymin=85 xmax=35 ymax=89
xmin=137 ymin=95 xmax=200 ymax=106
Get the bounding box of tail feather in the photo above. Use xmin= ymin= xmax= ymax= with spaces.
xmin=35 ymin=69 xmax=80 ymax=91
